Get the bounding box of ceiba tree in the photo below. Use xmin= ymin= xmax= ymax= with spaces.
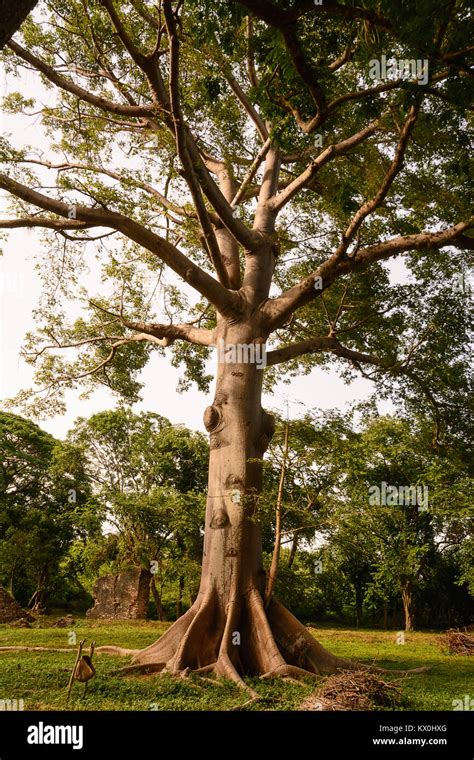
xmin=0 ymin=0 xmax=471 ymax=690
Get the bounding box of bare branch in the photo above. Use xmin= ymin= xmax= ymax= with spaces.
xmin=253 ymin=145 xmax=281 ymax=233
xmin=120 ymin=318 xmax=215 ymax=347
xmin=328 ymin=43 xmax=357 ymax=72
xmin=231 ymin=137 xmax=272 ymax=207
xmin=266 ymin=336 xmax=337 ymax=365
xmin=212 ymin=166 xmax=242 ymax=290
xmin=183 ymin=135 xmax=263 ymax=250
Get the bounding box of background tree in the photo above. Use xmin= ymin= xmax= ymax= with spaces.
xmin=319 ymin=413 xmax=473 ymax=631
xmin=0 ymin=0 xmax=471 ymax=686
xmin=68 ymin=408 xmax=207 ymax=618
xmin=261 ymin=409 xmax=352 ymax=609
xmin=0 ymin=412 xmax=95 ymax=611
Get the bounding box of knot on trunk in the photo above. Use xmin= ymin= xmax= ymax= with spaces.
xmin=210 ymin=508 xmax=230 ymax=529
xmin=203 ymin=404 xmax=223 ymax=432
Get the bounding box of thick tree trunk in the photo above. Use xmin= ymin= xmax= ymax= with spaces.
xmin=401 ymin=579 xmax=415 ymax=632
xmin=131 ymin=322 xmax=353 ymax=689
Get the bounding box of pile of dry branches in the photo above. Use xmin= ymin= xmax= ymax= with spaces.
xmin=441 ymin=629 xmax=474 ymax=655
xmin=300 ymin=670 xmax=403 ymax=711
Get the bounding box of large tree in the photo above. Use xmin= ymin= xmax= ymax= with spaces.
xmin=0 ymin=1 xmax=471 ymax=688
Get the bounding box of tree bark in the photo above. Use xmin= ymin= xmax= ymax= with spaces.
xmin=401 ymin=579 xmax=415 ymax=632
xmin=0 ymin=0 xmax=38 ymax=49
xmin=131 ymin=322 xmax=354 ymax=688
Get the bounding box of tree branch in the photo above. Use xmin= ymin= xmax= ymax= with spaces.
xmin=333 ymin=104 xmax=420 ymax=259
xmin=266 ymin=334 xmax=447 ymax=444
xmin=7 ymin=40 xmax=156 ymax=118
xmin=268 ymin=121 xmax=378 ymax=213
xmin=100 ymin=0 xmax=150 ymax=68
xmin=0 ymin=172 xmax=241 ymax=316
xmin=232 ymin=0 xmax=391 ymax=31
xmin=163 ymin=0 xmax=231 ymax=287
xmin=253 ymin=144 xmax=281 ymax=233
xmin=119 ymin=319 xmax=215 ymax=347
xmin=231 ymin=137 xmax=272 ymax=208
xmin=263 ymin=219 xmax=474 ymax=329
xmin=13 ymin=157 xmax=188 ymax=221
xmin=280 ymin=23 xmax=326 ymax=117
xmin=224 ymin=71 xmax=268 ymax=142
xmin=266 ymin=336 xmax=338 ymax=365
xmin=0 ymin=216 xmax=95 ymax=230
xmin=245 ymin=16 xmax=259 ymax=88
xmin=99 ymin=0 xmax=170 ymax=110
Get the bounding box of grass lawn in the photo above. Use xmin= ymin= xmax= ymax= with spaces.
xmin=0 ymin=617 xmax=471 ymax=711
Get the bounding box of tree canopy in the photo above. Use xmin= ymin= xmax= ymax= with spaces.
xmin=0 ymin=0 xmax=471 ymax=438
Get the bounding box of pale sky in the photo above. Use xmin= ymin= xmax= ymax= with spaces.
xmin=0 ymin=56 xmax=395 ymax=441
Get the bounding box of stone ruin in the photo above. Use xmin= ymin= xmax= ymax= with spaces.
xmin=86 ymin=567 xmax=151 ymax=619
xmin=0 ymin=586 xmax=29 ymax=623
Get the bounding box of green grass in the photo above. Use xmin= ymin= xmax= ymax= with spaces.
xmin=0 ymin=617 xmax=471 ymax=711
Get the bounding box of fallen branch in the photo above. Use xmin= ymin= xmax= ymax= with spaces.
xmin=0 ymin=645 xmax=139 ymax=655
xmin=300 ymin=669 xmax=403 ymax=711
xmin=440 ymin=628 xmax=474 ymax=655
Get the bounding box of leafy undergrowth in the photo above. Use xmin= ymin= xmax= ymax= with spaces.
xmin=0 ymin=617 xmax=471 ymax=711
